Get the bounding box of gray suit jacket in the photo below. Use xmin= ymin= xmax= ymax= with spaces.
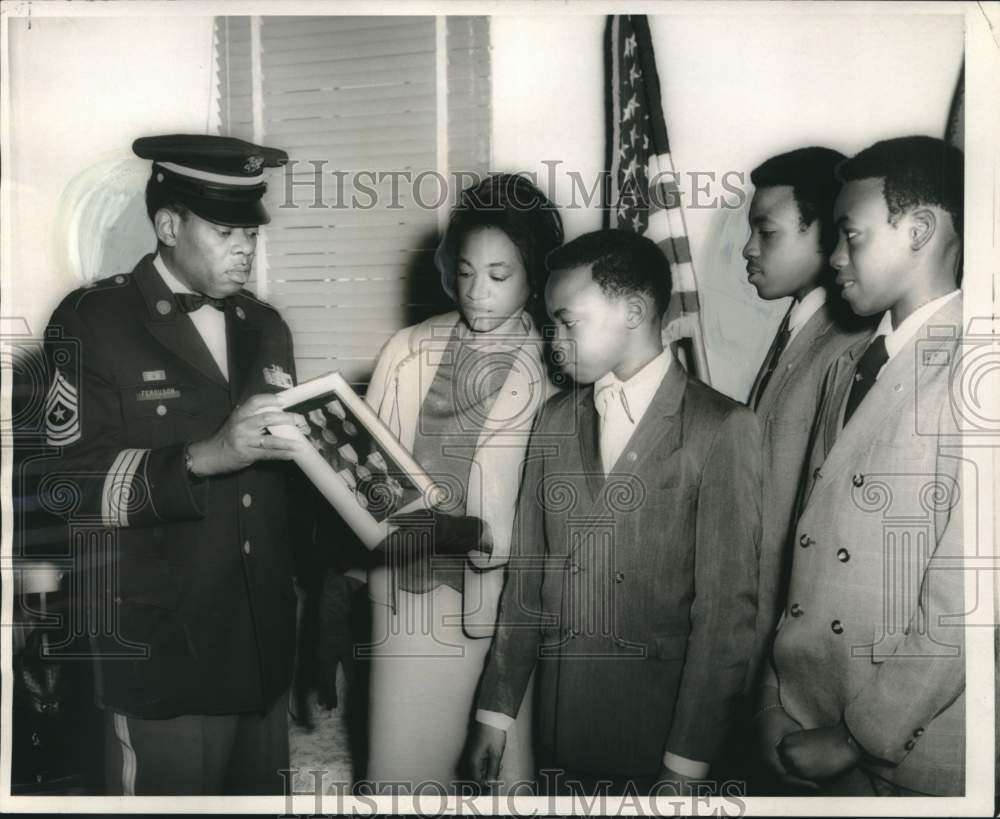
xmin=767 ymin=294 xmax=965 ymax=795
xmin=477 ymin=357 xmax=762 ymax=777
xmin=746 ymin=304 xmax=872 ymax=689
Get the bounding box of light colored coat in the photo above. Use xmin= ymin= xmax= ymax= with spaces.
xmin=746 ymin=304 xmax=872 ymax=689
xmin=364 ymin=310 xmax=554 ymax=636
xmin=767 ymin=294 xmax=965 ymax=795
xmin=363 ymin=310 xmax=550 ymax=786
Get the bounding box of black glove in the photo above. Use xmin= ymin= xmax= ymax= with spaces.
xmin=371 ymin=509 xmax=493 ymax=561
xmin=366 ymin=510 xmax=492 ymax=596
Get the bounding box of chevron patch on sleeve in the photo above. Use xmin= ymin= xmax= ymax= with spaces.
xmin=45 ymin=367 xmax=81 ymax=446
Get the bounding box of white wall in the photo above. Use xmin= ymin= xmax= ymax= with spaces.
xmin=490 ymin=11 xmax=964 ymax=399
xmin=3 ymin=11 xmax=966 ymax=399
xmin=5 ymin=16 xmax=216 ymax=338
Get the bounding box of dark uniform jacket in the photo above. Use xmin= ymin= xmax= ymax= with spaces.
xmin=476 ymin=357 xmax=762 ymax=777
xmin=41 ymin=254 xmax=301 ymax=719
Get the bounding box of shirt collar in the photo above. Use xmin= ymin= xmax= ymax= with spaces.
xmin=787 ymin=286 xmax=827 ymax=334
xmin=593 ymin=349 xmax=671 ymax=424
xmin=875 ymin=290 xmax=960 ymax=362
xmin=153 ymin=253 xmax=199 ymax=296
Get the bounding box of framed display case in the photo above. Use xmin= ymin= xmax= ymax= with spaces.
xmin=268 ymin=371 xmax=439 ymax=549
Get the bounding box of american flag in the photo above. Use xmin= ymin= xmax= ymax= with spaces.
xmin=605 ymin=14 xmax=710 ymax=383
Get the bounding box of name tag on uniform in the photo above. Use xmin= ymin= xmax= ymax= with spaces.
xmin=136 ymin=387 xmax=181 ymax=402
xmin=143 ymin=370 xmax=167 ymax=382
xmin=263 ymin=364 xmax=293 ymax=388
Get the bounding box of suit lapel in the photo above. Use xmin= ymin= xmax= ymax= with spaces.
xmin=578 ymin=391 xmax=605 ymax=502
xmin=821 ymin=350 xmax=858 ymax=459
xmin=747 ymin=301 xmax=801 ymax=409
xmin=813 ymin=296 xmax=962 ymax=486
xmin=570 ymin=357 xmax=685 ymax=554
xmin=227 ymin=304 xmax=262 ymax=401
xmin=133 ymin=256 xmax=229 ymax=389
xmin=756 ymin=308 xmax=832 ymax=416
xmin=606 ymin=356 xmax=685 ymax=477
xmin=747 ymin=314 xmax=787 ymax=407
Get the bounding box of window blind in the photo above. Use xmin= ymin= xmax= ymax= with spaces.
xmin=214 ymin=15 xmax=492 ymax=384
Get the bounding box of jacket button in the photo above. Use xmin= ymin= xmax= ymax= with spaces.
xmin=831 ymin=620 xmax=844 ymax=634
xmin=156 ymin=299 xmax=172 ymax=315
xmin=242 ymin=493 xmax=252 ymax=508
xmin=914 ymin=727 xmax=924 ymax=737
xmin=235 ymin=306 xmax=246 ymax=320
xmin=114 ymin=595 xmax=122 ymax=605
xmin=837 ymin=548 xmax=850 ymax=563
xmin=568 ymin=563 xmax=580 ymax=574
xmin=156 ymin=404 xmax=167 ymax=416
xmin=243 ymin=540 xmax=251 ymax=555
xmin=852 ymin=473 xmax=865 ymax=487
xmin=905 ymin=739 xmax=916 ymax=750
xmin=626 ymin=451 xmax=637 ymax=462
xmin=614 ymin=571 xmax=625 ymax=583
xmin=799 ymin=534 xmax=814 ymax=548
xmin=790 ymin=603 xmax=804 ymax=617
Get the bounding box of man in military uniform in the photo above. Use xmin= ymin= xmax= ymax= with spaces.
xmin=41 ymin=134 xmax=307 ymax=795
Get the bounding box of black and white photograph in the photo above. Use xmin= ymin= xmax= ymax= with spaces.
xmin=1 ymin=0 xmax=997 ymax=814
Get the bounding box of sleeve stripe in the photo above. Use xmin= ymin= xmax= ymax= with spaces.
xmin=142 ymin=455 xmax=161 ymax=522
xmin=102 ymin=448 xmax=148 ymax=527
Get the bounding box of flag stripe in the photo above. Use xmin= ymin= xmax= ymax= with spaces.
xmin=607 ymin=16 xmax=623 ymax=226
xmin=605 ymin=14 xmax=710 ymax=383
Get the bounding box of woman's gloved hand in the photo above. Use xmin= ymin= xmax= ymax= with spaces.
xmin=371 ymin=509 xmax=493 ymax=561
xmin=368 ymin=510 xmax=493 ymax=597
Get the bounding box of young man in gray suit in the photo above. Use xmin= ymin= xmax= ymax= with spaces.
xmin=462 ymin=230 xmax=762 ymax=794
xmin=742 ymin=147 xmax=873 ymax=692
xmin=759 ymin=136 xmax=965 ymax=796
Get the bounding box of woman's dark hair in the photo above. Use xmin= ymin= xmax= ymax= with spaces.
xmin=435 ymin=173 xmax=564 ymax=319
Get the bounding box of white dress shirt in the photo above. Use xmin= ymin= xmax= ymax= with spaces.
xmin=873 ymin=290 xmax=961 ymax=374
xmin=786 ymin=285 xmax=827 ymax=344
xmin=153 ymin=254 xmax=229 ymax=380
xmin=476 ymin=348 xmax=709 ymax=778
xmin=593 ymin=349 xmax=671 ymax=474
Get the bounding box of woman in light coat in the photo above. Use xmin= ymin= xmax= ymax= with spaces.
xmin=363 ymin=174 xmax=563 ymax=790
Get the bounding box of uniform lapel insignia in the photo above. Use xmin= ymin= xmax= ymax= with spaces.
xmin=45 ymin=368 xmax=81 ymax=446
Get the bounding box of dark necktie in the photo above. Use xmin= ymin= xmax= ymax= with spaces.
xmin=842 ymin=334 xmax=889 ymax=425
xmin=753 ymin=313 xmax=792 ymax=410
xmin=175 ymin=292 xmax=228 ymax=313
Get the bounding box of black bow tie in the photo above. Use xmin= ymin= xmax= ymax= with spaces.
xmin=175 ymin=292 xmax=229 ymax=313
